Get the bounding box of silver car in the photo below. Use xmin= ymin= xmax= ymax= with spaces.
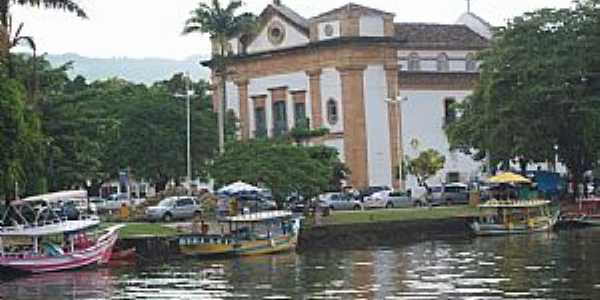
xmin=145 ymin=196 xmax=202 ymax=222
xmin=320 ymin=193 xmax=362 ymax=210
xmin=363 ymin=190 xmax=416 ymax=209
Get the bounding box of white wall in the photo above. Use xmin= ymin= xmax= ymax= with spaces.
xmin=401 ymin=90 xmax=482 ymax=191
xmin=318 ymin=21 xmax=341 ymax=40
xmin=320 ymin=68 xmax=343 ymax=133
xmin=398 ymin=50 xmax=479 ymax=72
xmin=247 ymin=72 xmax=310 ymax=137
xmin=359 ymin=16 xmax=385 ymax=37
xmin=364 ymin=65 xmax=393 ymax=187
xmin=323 ymin=138 xmax=345 ymax=162
xmin=247 ymin=16 xmax=309 ymax=54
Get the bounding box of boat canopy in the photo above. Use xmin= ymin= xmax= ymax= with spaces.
xmin=222 ymin=210 xmax=293 ymax=223
xmin=478 ymin=199 xmax=551 ymax=209
xmin=487 ymin=172 xmax=532 ymax=184
xmin=0 ymin=218 xmax=100 ymax=237
xmin=18 ymin=190 xmax=87 ymax=204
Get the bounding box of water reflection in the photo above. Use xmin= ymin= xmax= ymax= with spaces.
xmin=2 ymin=228 xmax=600 ymax=299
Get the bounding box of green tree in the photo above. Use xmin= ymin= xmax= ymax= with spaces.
xmin=406 ymin=149 xmax=446 ymax=188
xmin=0 ymin=77 xmax=43 ymax=204
xmin=210 ymin=140 xmax=344 ymax=205
xmin=183 ymin=0 xmax=257 ymax=153
xmin=447 ymin=0 xmax=600 ymax=197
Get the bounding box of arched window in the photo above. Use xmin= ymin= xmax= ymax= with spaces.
xmin=465 ymin=53 xmax=477 ymax=72
xmin=326 ymin=98 xmax=338 ymax=125
xmin=437 ymin=53 xmax=449 ymax=72
xmin=408 ymin=52 xmax=420 ymax=71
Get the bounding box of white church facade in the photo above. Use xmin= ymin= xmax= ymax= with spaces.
xmin=207 ymin=1 xmax=492 ymax=191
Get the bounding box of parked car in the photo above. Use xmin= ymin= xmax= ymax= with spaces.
xmin=320 ymin=193 xmax=362 ymax=210
xmin=99 ymin=193 xmax=145 ymax=211
xmin=356 ymin=186 xmax=391 ymax=201
xmin=427 ymin=183 xmax=469 ymax=206
xmin=363 ymin=190 xmax=418 ymax=209
xmin=145 ymin=196 xmax=202 ymax=222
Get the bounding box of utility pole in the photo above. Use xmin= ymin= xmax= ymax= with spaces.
xmin=174 ymin=73 xmax=195 ymax=196
xmin=186 ymin=75 xmax=193 ymax=195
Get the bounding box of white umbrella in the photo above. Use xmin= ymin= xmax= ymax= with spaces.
xmin=218 ymin=181 xmax=262 ymax=194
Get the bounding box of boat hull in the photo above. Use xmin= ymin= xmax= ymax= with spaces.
xmin=179 ymin=235 xmax=297 ymax=257
xmin=470 ymin=214 xmax=559 ymax=236
xmin=0 ymin=226 xmax=120 ymax=274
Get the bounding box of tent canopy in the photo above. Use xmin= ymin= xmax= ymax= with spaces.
xmin=488 ymin=172 xmax=532 ymax=184
xmin=217 ymin=181 xmax=263 ymax=194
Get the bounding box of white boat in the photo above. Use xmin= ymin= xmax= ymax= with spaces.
xmin=0 ymin=191 xmax=123 ymax=275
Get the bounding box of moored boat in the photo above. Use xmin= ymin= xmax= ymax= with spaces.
xmin=178 ymin=210 xmax=301 ymax=257
xmin=561 ymin=198 xmax=600 ymax=226
xmin=0 ymin=191 xmax=123 ymax=274
xmin=470 ymin=200 xmax=559 ymax=236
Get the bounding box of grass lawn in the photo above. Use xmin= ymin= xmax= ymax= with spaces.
xmin=105 ymin=222 xmax=182 ymax=239
xmin=321 ymin=206 xmax=479 ymax=226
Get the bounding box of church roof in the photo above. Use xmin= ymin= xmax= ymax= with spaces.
xmin=268 ymin=2 xmax=309 ymax=30
xmin=395 ymin=23 xmax=489 ymax=49
xmin=311 ymin=3 xmax=393 ymax=21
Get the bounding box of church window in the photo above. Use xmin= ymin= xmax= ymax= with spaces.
xmin=466 ymin=53 xmax=477 ymax=71
xmin=444 ymin=98 xmax=457 ymax=126
xmin=437 ymin=53 xmax=450 ymax=72
xmin=255 ymin=107 xmax=267 ymax=138
xmin=272 ymin=101 xmax=288 ymax=136
xmin=268 ymin=21 xmax=286 ymax=46
xmin=327 ymin=98 xmax=338 ymax=125
xmin=294 ymin=102 xmax=307 ymax=128
xmin=408 ymin=52 xmax=420 ymax=71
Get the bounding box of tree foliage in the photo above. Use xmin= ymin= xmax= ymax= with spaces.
xmin=406 ymin=149 xmax=446 ymax=187
xmin=210 ymin=140 xmax=347 ymax=204
xmin=446 ymin=0 xmax=600 ymax=191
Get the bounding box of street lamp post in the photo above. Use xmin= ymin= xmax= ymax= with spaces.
xmin=385 ymin=95 xmax=408 ymax=191
xmin=174 ymin=74 xmax=195 ymax=196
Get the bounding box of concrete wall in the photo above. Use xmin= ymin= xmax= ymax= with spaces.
xmin=323 ymin=138 xmax=346 ymax=162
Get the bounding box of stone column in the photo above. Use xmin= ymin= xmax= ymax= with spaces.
xmin=306 ymin=69 xmax=322 ymax=129
xmin=338 ymin=65 xmax=369 ymax=189
xmin=235 ymin=78 xmax=249 ymax=140
xmin=386 ymin=65 xmax=403 ymax=190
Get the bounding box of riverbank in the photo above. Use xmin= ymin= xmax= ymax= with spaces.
xmin=298 ymin=206 xmax=476 ymax=251
xmin=114 ymin=206 xmax=477 ymax=259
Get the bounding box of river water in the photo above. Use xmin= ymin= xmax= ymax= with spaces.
xmin=2 ymin=227 xmax=600 ymax=300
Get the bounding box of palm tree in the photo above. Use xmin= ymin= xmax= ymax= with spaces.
xmin=183 ymin=0 xmax=256 ymax=153
xmin=0 ymin=0 xmax=86 ymax=76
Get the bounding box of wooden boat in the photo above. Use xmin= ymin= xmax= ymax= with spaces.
xmin=178 ymin=210 xmax=301 ymax=257
xmin=561 ymin=198 xmax=600 ymax=226
xmin=0 ymin=191 xmax=123 ymax=274
xmin=470 ymin=200 xmax=559 ymax=236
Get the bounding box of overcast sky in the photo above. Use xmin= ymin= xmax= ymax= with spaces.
xmin=12 ymin=0 xmax=573 ymax=60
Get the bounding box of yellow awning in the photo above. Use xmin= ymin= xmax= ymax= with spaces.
xmin=487 ymin=172 xmax=532 ymax=184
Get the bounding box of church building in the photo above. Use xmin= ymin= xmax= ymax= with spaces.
xmin=207 ymin=1 xmax=492 ymax=191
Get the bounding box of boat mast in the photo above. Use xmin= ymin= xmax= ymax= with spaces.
xmin=0 ymin=236 xmax=3 ymax=257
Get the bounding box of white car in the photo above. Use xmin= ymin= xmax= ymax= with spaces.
xmin=320 ymin=193 xmax=362 ymax=210
xmin=363 ymin=190 xmax=416 ymax=209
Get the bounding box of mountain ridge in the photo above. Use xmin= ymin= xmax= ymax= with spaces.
xmin=46 ymin=53 xmax=211 ymax=85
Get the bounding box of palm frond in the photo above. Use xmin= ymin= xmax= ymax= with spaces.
xmin=12 ymin=0 xmax=87 ymax=18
